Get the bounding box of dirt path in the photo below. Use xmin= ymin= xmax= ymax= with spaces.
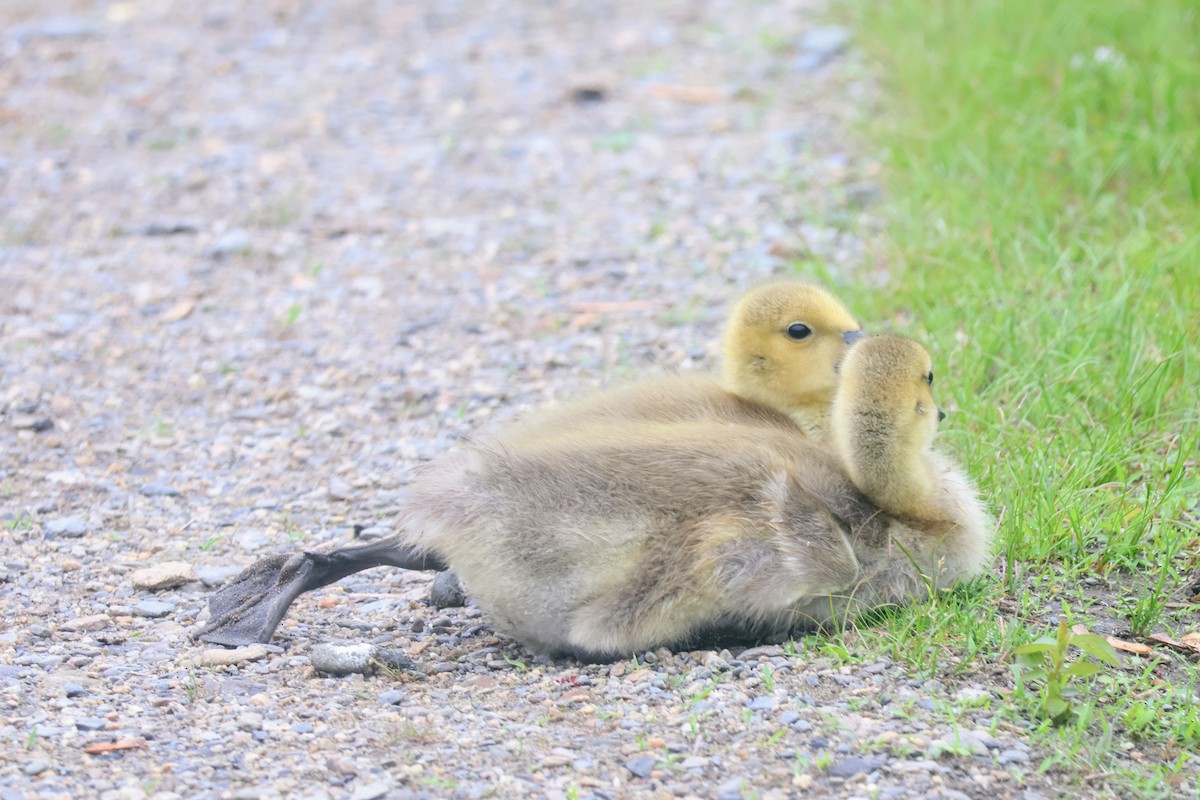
xmin=2 ymin=2 xmax=1060 ymax=798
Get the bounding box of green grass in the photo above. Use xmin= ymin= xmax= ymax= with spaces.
xmin=821 ymin=1 xmax=1200 ymax=795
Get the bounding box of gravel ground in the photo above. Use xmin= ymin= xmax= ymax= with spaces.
xmin=2 ymin=1 xmax=1066 ymax=798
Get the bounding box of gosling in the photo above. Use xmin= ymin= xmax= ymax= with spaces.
xmin=197 ymin=336 xmax=991 ymax=659
xmin=721 ymin=281 xmax=865 ymax=436
xmin=537 ymin=281 xmax=865 ymax=435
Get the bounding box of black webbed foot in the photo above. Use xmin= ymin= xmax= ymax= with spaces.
xmin=194 ymin=535 xmax=447 ymax=646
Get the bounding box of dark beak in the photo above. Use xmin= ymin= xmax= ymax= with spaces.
xmin=937 ymin=408 xmax=947 ymax=422
xmin=843 ymin=330 xmax=866 ymax=345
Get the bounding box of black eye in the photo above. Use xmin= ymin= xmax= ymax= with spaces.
xmin=926 ymin=372 xmax=934 ymax=385
xmin=786 ymin=323 xmax=812 ymax=341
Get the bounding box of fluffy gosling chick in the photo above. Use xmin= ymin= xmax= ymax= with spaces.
xmin=547 ymin=282 xmax=864 ymax=435
xmin=722 ymin=282 xmax=865 ymax=437
xmin=829 ymin=334 xmax=993 ymax=590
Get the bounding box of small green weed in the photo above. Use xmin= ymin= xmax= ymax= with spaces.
xmin=1012 ymin=619 xmax=1123 ymax=724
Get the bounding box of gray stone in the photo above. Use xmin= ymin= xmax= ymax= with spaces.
xmin=705 ymin=653 xmax=730 ymax=671
xmin=624 ymin=756 xmax=656 ymax=778
xmin=955 ymin=686 xmax=991 ymax=705
xmin=61 ymin=614 xmax=110 ymax=632
xmin=737 ymin=645 xmax=784 ymax=660
xmin=23 ymin=759 xmax=50 ymax=776
xmin=827 ymin=754 xmax=887 ymax=779
xmin=348 ymin=781 xmax=392 ymax=800
xmin=374 ymin=648 xmax=415 ymax=672
xmin=14 ymin=654 xmax=63 ymax=668
xmin=210 ymin=228 xmax=251 ymax=258
xmin=196 ymin=644 xmax=269 ymax=667
xmin=998 ymin=748 xmax=1030 ymax=765
xmin=355 ymin=525 xmax=390 ymax=540
xmin=132 ymin=600 xmax=175 ymax=618
xmin=34 ymin=16 xmax=98 ymax=39
xmin=795 ymin=26 xmax=850 ymax=72
xmin=75 ymin=717 xmax=107 ymax=731
xmin=430 ymin=570 xmax=466 ymax=608
xmin=236 ymin=712 xmax=264 ymax=730
xmin=130 ymin=562 xmax=197 ymax=590
xmin=748 ymin=696 xmax=776 ymax=711
xmin=63 ymin=683 xmax=87 ymax=697
xmin=9 ymin=415 xmax=53 ymax=432
xmin=327 ymin=477 xmax=353 ymax=501
xmin=44 ymin=517 xmax=88 ymax=538
xmin=140 ymin=482 xmax=181 ymax=497
xmin=196 ymin=566 xmax=244 ymax=587
xmin=378 ymin=690 xmax=405 ymax=705
xmin=142 ymin=219 xmax=202 ymax=236
xmin=310 ymin=643 xmax=377 ymax=675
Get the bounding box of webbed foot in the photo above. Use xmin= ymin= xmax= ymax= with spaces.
xmin=194 ymin=535 xmax=447 ymax=646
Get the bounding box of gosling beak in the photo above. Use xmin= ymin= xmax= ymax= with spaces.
xmin=843 ymin=330 xmax=866 ymax=346
xmin=937 ymin=408 xmax=947 ymax=422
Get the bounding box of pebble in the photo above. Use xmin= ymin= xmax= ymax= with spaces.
xmin=140 ymin=482 xmax=182 ymax=497
xmin=75 ymin=717 xmax=107 ymax=731
xmin=130 ymin=562 xmax=198 ymax=590
xmin=196 ymin=645 xmax=269 ymax=667
xmin=955 ymin=687 xmax=991 ymax=704
xmin=624 ymin=756 xmax=657 ymax=778
xmin=378 ymin=690 xmax=405 ymax=705
xmin=236 ymin=712 xmax=264 ymax=730
xmin=43 ymin=517 xmax=88 ymax=538
xmin=195 ymin=565 xmax=244 ymax=587
xmin=22 ymin=759 xmax=50 ymax=776
xmin=998 ymin=749 xmax=1030 ymax=765
xmin=9 ymin=414 xmax=54 ymax=432
xmin=429 ymin=570 xmax=466 ymax=608
xmin=795 ymin=25 xmax=851 ymax=71
xmin=60 ymin=614 xmax=110 ymax=632
xmin=310 ymin=643 xmax=377 ymax=675
xmin=63 ymin=683 xmax=87 ymax=697
xmin=209 ymin=228 xmax=251 ymax=258
xmin=328 ymin=477 xmax=353 ymax=501
xmin=704 ymin=653 xmax=730 ymax=671
xmin=132 ymin=600 xmax=175 ymax=618
xmin=141 ymin=219 xmax=202 ymax=236
xmin=348 ymin=781 xmax=392 ymax=800
xmin=827 ymin=754 xmax=887 ymax=779
xmin=355 ymin=525 xmax=390 ymax=540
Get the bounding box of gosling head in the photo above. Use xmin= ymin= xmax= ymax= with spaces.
xmin=832 ymin=335 xmax=943 ymax=518
xmin=721 ymin=282 xmax=865 ymax=434
xmin=835 ymin=334 xmax=942 ymax=453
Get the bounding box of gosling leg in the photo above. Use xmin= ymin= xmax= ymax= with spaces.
xmin=194 ymin=535 xmax=446 ymax=646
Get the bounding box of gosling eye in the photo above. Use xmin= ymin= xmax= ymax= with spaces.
xmin=925 ymin=371 xmax=934 ymax=386
xmin=785 ymin=322 xmax=812 ymax=341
